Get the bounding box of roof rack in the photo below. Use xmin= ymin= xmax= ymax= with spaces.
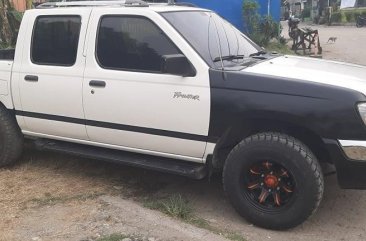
xmin=173 ymin=2 xmax=196 ymax=7
xmin=36 ymin=0 xmax=149 ymax=9
xmin=36 ymin=0 xmax=197 ymax=9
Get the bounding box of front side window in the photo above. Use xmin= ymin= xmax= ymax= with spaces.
xmin=162 ymin=11 xmax=261 ymax=69
xmin=96 ymin=16 xmax=182 ymax=72
xmin=32 ymin=15 xmax=81 ymax=66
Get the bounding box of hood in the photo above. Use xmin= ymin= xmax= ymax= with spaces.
xmin=244 ymin=55 xmax=366 ymax=96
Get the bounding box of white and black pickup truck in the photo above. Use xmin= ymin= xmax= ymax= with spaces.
xmin=1 ymin=0 xmax=366 ymax=230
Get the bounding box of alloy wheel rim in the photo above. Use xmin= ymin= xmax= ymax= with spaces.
xmin=246 ymin=161 xmax=295 ymax=208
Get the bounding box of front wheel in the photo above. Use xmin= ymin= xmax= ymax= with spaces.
xmin=223 ymin=132 xmax=324 ymax=230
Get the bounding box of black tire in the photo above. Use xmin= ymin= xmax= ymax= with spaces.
xmin=223 ymin=132 xmax=324 ymax=230
xmin=0 ymin=105 xmax=24 ymax=167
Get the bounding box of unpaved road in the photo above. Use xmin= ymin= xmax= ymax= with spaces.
xmin=283 ymin=22 xmax=366 ymax=66
xmin=318 ymin=26 xmax=366 ymax=65
xmin=307 ymin=23 xmax=366 ymax=66
xmin=2 ymin=25 xmax=366 ymax=241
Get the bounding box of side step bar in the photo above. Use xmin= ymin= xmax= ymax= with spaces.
xmin=34 ymin=139 xmax=207 ymax=179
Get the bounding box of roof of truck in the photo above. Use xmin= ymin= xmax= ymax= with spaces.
xmin=35 ymin=1 xmax=209 ymax=12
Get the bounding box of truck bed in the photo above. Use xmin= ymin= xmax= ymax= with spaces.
xmin=0 ymin=49 xmax=15 ymax=60
xmin=0 ymin=54 xmax=13 ymax=96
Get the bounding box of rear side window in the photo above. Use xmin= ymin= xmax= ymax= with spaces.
xmin=32 ymin=15 xmax=81 ymax=66
xmin=96 ymin=16 xmax=181 ymax=73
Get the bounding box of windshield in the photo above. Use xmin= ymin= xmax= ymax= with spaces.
xmin=161 ymin=11 xmax=261 ymax=69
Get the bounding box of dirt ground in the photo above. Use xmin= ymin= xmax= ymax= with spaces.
xmin=284 ymin=22 xmax=366 ymax=66
xmin=1 ymin=25 xmax=366 ymax=241
xmin=317 ymin=25 xmax=366 ymax=66
xmin=1 ymin=149 xmax=230 ymax=241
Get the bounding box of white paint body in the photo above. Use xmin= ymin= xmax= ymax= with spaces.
xmin=83 ymin=8 xmax=210 ymax=158
xmin=2 ymin=6 xmax=211 ymax=163
xmin=1 ymin=5 xmax=366 ymax=164
xmin=0 ymin=61 xmax=12 ymax=108
xmin=13 ymin=8 xmax=91 ymax=140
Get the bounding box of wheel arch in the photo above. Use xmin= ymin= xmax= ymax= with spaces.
xmin=0 ymin=95 xmax=14 ymax=110
xmin=0 ymin=101 xmax=23 ymax=130
xmin=211 ymin=118 xmax=331 ymax=170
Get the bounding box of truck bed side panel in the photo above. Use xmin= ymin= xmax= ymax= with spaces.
xmin=0 ymin=60 xmax=14 ymax=108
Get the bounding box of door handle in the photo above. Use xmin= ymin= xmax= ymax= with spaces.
xmin=89 ymin=80 xmax=106 ymax=88
xmin=24 ymin=75 xmax=38 ymax=82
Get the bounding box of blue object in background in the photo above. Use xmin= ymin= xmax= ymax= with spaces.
xmin=177 ymin=0 xmax=280 ymax=32
xmin=258 ymin=0 xmax=281 ymax=23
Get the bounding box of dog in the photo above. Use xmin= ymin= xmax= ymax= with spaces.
xmin=327 ymin=37 xmax=337 ymax=43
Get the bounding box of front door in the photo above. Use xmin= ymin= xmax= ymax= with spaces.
xmin=83 ymin=10 xmax=210 ymax=159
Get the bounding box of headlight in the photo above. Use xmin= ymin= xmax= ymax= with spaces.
xmin=358 ymin=103 xmax=366 ymax=125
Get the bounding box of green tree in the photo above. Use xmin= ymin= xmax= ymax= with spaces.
xmin=243 ymin=0 xmax=280 ymax=46
xmin=0 ymin=0 xmax=22 ymax=48
xmin=243 ymin=0 xmax=260 ymax=35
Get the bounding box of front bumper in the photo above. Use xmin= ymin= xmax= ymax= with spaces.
xmin=325 ymin=139 xmax=366 ymax=189
xmin=339 ymin=140 xmax=366 ymax=161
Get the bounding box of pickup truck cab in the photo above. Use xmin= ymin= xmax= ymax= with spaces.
xmin=1 ymin=0 xmax=366 ymax=230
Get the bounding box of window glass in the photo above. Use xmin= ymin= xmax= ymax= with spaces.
xmin=162 ymin=11 xmax=260 ymax=69
xmin=97 ymin=16 xmax=181 ymax=72
xmin=32 ymin=16 xmax=81 ymax=66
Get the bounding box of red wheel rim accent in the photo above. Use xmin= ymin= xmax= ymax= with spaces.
xmin=246 ymin=161 xmax=295 ymax=207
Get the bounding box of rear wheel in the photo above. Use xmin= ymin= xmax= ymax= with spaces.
xmin=0 ymin=106 xmax=24 ymax=167
xmin=223 ymin=132 xmax=324 ymax=230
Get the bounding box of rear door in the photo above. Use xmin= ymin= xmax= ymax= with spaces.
xmin=83 ymin=9 xmax=211 ymax=160
xmin=14 ymin=9 xmax=91 ymax=140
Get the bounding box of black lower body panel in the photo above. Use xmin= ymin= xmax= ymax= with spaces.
xmin=324 ymin=138 xmax=366 ymax=189
xmin=34 ymin=139 xmax=207 ymax=180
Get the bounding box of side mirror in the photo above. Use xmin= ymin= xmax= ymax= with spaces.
xmin=162 ymin=54 xmax=196 ymax=77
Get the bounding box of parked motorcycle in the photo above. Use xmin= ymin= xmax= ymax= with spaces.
xmin=288 ymin=16 xmax=300 ymax=39
xmin=356 ymin=16 xmax=366 ymax=28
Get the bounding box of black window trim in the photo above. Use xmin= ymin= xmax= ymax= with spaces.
xmin=31 ymin=15 xmax=82 ymax=67
xmin=95 ymin=14 xmax=196 ymax=76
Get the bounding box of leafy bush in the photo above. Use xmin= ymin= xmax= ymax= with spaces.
xmin=242 ymin=0 xmax=279 ymax=46
xmin=243 ymin=0 xmax=260 ymax=34
xmin=331 ymin=8 xmax=366 ymax=23
xmin=331 ymin=11 xmax=342 ymax=22
xmin=345 ymin=10 xmax=356 ymax=22
xmin=278 ymin=36 xmax=287 ymax=45
xmin=0 ymin=1 xmax=23 ymax=48
xmin=0 ymin=42 xmax=11 ymax=49
xmin=265 ymin=40 xmax=293 ymax=55
xmin=354 ymin=9 xmax=366 ymax=18
xmin=340 ymin=11 xmax=348 ymax=23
